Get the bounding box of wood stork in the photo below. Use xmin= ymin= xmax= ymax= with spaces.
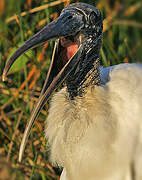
xmin=2 ymin=2 xmax=142 ymax=180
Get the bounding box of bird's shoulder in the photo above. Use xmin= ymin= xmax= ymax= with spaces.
xmin=100 ymin=63 xmax=142 ymax=85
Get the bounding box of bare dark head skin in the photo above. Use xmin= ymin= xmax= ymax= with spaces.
xmin=2 ymin=3 xmax=103 ymax=161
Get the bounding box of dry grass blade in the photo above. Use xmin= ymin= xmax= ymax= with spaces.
xmin=0 ymin=0 xmax=5 ymax=16
xmin=1 ymin=110 xmax=11 ymax=126
xmin=7 ymin=111 xmax=23 ymax=162
xmin=113 ymin=20 xmax=142 ymax=29
xmin=6 ymin=0 xmax=68 ymax=23
xmin=27 ymin=0 xmax=31 ymax=9
xmin=124 ymin=2 xmax=142 ymax=16
xmin=0 ymin=127 xmax=11 ymax=141
xmin=6 ymin=108 xmax=21 ymax=117
xmin=29 ymin=71 xmax=40 ymax=90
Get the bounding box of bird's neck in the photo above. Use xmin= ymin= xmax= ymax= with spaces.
xmin=66 ymin=36 xmax=102 ymax=99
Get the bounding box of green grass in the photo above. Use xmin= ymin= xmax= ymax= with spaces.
xmin=0 ymin=0 xmax=142 ymax=179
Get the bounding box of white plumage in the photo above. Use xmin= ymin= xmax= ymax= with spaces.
xmin=45 ymin=63 xmax=142 ymax=180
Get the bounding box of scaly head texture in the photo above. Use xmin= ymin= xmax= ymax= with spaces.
xmin=64 ymin=3 xmax=103 ymax=99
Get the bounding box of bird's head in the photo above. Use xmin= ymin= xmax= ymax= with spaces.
xmin=2 ymin=3 xmax=103 ymax=161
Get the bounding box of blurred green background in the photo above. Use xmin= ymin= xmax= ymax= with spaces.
xmin=0 ymin=0 xmax=142 ymax=179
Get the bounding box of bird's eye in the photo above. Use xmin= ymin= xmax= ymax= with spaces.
xmin=67 ymin=15 xmax=73 ymax=19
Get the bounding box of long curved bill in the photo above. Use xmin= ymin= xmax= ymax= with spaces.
xmin=19 ymin=44 xmax=82 ymax=162
xmin=2 ymin=15 xmax=83 ymax=162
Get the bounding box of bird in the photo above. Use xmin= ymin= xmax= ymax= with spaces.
xmin=2 ymin=2 xmax=142 ymax=180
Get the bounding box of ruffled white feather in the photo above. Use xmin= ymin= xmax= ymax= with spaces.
xmin=45 ymin=63 xmax=142 ymax=180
